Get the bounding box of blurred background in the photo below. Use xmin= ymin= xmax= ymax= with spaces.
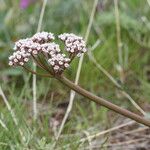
xmin=0 ymin=0 xmax=150 ymax=149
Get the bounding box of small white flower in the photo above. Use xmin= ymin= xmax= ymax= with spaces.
xmin=24 ymin=58 xmax=29 ymax=62
xmin=59 ymin=61 xmax=63 ymax=65
xmin=28 ymin=49 xmax=32 ymax=52
xmin=19 ymin=62 xmax=24 ymax=66
xmin=50 ymin=51 xmax=54 ymax=55
xmin=70 ymin=49 xmax=74 ymax=53
xmin=41 ymin=42 xmax=60 ymax=55
xmin=37 ymin=46 xmax=41 ymax=50
xmin=33 ymin=50 xmax=38 ymax=55
xmin=64 ymin=63 xmax=69 ymax=68
xmin=16 ymin=55 xmax=21 ymax=59
xmin=50 ymin=61 xmax=55 ymax=66
xmin=14 ymin=58 xmax=18 ymax=63
xmin=9 ymin=61 xmax=13 ymax=66
xmin=54 ymin=65 xmax=59 ymax=70
xmin=66 ymin=47 xmax=70 ymax=51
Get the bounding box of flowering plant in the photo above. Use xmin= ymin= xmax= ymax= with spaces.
xmin=9 ymin=32 xmax=86 ymax=75
xmin=20 ymin=0 xmax=35 ymax=9
xmin=8 ymin=32 xmax=150 ymax=127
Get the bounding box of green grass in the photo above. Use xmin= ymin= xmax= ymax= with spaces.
xmin=0 ymin=0 xmax=150 ymax=149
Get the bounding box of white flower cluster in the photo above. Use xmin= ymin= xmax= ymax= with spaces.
xmin=41 ymin=43 xmax=60 ymax=55
xmin=9 ymin=32 xmax=59 ymax=66
xmin=48 ymin=53 xmax=70 ymax=73
xmin=31 ymin=32 xmax=55 ymax=44
xmin=58 ymin=33 xmax=87 ymax=57
xmin=15 ymin=38 xmax=42 ymax=55
xmin=9 ymin=32 xmax=87 ymax=74
xmin=9 ymin=50 xmax=30 ymax=66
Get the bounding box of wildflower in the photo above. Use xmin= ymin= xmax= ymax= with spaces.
xmin=41 ymin=42 xmax=60 ymax=55
xmin=9 ymin=32 xmax=87 ymax=74
xmin=15 ymin=38 xmax=42 ymax=54
xmin=58 ymin=33 xmax=87 ymax=57
xmin=48 ymin=53 xmax=70 ymax=74
xmin=8 ymin=50 xmax=30 ymax=66
xmin=31 ymin=32 xmax=55 ymax=44
xmin=20 ymin=0 xmax=36 ymax=9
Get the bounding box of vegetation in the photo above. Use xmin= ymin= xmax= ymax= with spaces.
xmin=0 ymin=0 xmax=150 ymax=149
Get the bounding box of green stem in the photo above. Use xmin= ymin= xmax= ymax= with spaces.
xmin=57 ymin=75 xmax=150 ymax=127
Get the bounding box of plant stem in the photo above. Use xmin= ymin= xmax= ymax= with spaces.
xmin=114 ymin=0 xmax=123 ymax=66
xmin=57 ymin=75 xmax=150 ymax=127
xmin=33 ymin=0 xmax=48 ymax=120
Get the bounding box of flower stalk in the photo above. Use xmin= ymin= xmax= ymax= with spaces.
xmin=8 ymin=32 xmax=150 ymax=127
xmin=57 ymin=75 xmax=150 ymax=127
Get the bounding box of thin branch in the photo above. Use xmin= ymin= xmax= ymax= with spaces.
xmin=114 ymin=0 xmax=123 ymax=67
xmin=37 ymin=0 xmax=48 ymax=33
xmin=122 ymin=91 xmax=146 ymax=116
xmin=80 ymin=121 xmax=135 ymax=143
xmin=147 ymin=0 xmax=150 ymax=7
xmin=33 ymin=0 xmax=48 ymax=120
